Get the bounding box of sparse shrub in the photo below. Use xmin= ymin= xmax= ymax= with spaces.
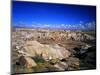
xmin=32 ymin=55 xmax=45 ymax=63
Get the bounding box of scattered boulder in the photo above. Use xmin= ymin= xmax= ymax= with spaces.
xmin=54 ymin=64 xmax=65 ymax=71
xmin=65 ymin=57 xmax=80 ymax=70
xmin=54 ymin=62 xmax=68 ymax=71
xmin=19 ymin=56 xmax=37 ymax=68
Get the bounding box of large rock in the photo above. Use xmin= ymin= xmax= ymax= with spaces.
xmin=50 ymin=32 xmax=61 ymax=41
xmin=19 ymin=56 xmax=37 ymax=68
xmin=23 ymin=41 xmax=71 ymax=60
xmin=54 ymin=62 xmax=68 ymax=71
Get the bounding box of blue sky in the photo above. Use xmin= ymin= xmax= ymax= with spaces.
xmin=12 ymin=1 xmax=96 ymax=30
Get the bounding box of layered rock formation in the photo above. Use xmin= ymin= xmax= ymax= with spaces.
xmin=19 ymin=41 xmax=71 ymax=60
xmin=12 ymin=29 xmax=95 ymax=42
xmin=12 ymin=28 xmax=96 ymax=74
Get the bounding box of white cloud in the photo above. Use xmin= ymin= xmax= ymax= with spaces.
xmin=30 ymin=21 xmax=96 ymax=30
xmin=44 ymin=24 xmax=50 ymax=27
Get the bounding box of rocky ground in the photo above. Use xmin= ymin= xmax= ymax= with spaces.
xmin=11 ymin=28 xmax=96 ymax=74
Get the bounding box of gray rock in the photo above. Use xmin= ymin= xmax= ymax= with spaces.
xmin=19 ymin=56 xmax=37 ymax=68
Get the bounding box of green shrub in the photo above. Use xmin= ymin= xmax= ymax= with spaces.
xmin=32 ymin=55 xmax=45 ymax=63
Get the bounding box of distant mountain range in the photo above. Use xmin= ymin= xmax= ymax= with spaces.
xmin=13 ymin=21 xmax=96 ymax=30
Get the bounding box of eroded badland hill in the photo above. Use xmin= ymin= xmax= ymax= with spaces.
xmin=11 ymin=28 xmax=96 ymax=74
